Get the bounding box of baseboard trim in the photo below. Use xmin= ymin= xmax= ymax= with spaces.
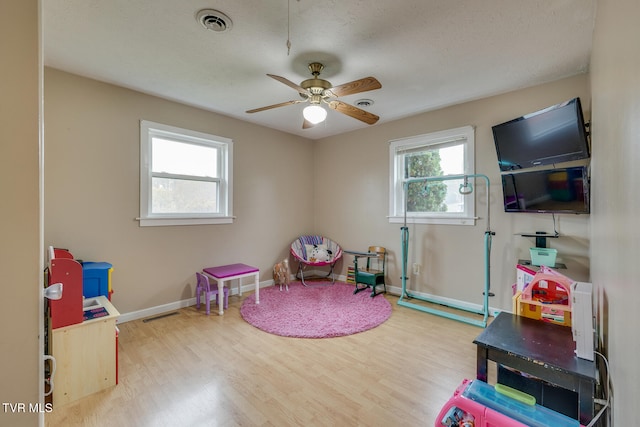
xmin=117 ymin=279 xmax=273 ymax=324
xmin=117 ymin=276 xmax=502 ymax=324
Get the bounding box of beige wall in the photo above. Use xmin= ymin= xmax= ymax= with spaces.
xmin=0 ymin=1 xmax=41 ymax=426
xmin=590 ymin=0 xmax=640 ymax=424
xmin=315 ymin=74 xmax=591 ymax=312
xmin=44 ymin=68 xmax=314 ymax=315
xmin=45 ymin=69 xmax=591 ymax=318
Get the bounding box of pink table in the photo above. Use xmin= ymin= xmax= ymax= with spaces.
xmin=203 ymin=263 xmax=259 ymax=315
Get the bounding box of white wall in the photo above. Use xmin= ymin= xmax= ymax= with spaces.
xmin=590 ymin=0 xmax=640 ymax=424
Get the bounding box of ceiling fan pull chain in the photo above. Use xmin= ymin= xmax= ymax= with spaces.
xmin=286 ymin=0 xmax=292 ymax=55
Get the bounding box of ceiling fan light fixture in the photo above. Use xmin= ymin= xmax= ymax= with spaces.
xmin=303 ymin=105 xmax=327 ymax=124
xmin=246 ymin=62 xmax=381 ymax=126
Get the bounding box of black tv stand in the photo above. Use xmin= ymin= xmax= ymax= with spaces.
xmin=516 ymin=231 xmax=566 ymax=268
xmin=517 ymin=258 xmax=567 ymax=269
xmin=517 ymin=231 xmax=559 ymax=248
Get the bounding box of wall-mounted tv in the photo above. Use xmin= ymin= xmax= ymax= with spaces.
xmin=501 ymin=166 xmax=590 ymax=214
xmin=492 ymin=97 xmax=590 ymax=171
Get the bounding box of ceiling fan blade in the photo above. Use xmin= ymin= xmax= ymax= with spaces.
xmin=246 ymin=100 xmax=304 ymax=114
xmin=267 ymin=74 xmax=310 ymax=96
xmin=327 ymin=100 xmax=379 ymax=125
xmin=326 ymin=77 xmax=381 ymax=98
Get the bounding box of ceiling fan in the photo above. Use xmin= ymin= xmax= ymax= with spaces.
xmin=246 ymin=62 xmax=381 ymax=129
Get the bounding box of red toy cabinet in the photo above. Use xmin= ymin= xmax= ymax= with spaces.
xmin=48 ymin=257 xmax=83 ymax=329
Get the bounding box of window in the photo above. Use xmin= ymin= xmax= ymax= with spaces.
xmin=139 ymin=120 xmax=233 ymax=226
xmin=389 ymin=126 xmax=475 ymax=225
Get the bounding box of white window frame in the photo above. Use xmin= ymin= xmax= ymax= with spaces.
xmin=139 ymin=120 xmax=233 ymax=226
xmin=389 ymin=125 xmax=476 ymax=225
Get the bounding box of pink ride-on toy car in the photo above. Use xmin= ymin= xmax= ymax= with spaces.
xmin=436 ymin=379 xmax=583 ymax=427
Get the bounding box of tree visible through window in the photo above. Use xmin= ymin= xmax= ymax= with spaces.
xmin=405 ymin=150 xmax=447 ymax=213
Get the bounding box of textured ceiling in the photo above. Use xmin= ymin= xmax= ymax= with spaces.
xmin=43 ymin=0 xmax=597 ymax=140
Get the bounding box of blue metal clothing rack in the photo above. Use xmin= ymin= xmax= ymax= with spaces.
xmin=398 ymin=174 xmax=494 ymax=328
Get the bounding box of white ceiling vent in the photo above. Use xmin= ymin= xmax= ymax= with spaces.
xmin=196 ymin=9 xmax=233 ymax=33
xmin=355 ymin=99 xmax=374 ymax=108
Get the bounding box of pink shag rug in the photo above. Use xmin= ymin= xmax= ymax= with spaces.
xmin=240 ymin=281 xmax=392 ymax=338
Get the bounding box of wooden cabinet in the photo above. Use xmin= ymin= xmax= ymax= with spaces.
xmin=50 ymin=296 xmax=119 ymax=406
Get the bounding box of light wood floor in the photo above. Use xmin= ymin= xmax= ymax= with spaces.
xmin=45 ymin=292 xmax=492 ymax=427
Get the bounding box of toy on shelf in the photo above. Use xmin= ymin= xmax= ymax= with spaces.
xmin=514 ymin=264 xmax=536 ymax=294
xmin=82 ymin=261 xmax=114 ymax=300
xmin=513 ymin=266 xmax=575 ymax=326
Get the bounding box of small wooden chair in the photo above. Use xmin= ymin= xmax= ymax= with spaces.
xmin=195 ymin=272 xmax=229 ymax=315
xmin=353 ymin=246 xmax=387 ymax=298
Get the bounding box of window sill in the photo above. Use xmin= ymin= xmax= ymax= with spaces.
xmin=388 ymin=216 xmax=476 ymax=226
xmin=138 ymin=216 xmax=235 ymax=227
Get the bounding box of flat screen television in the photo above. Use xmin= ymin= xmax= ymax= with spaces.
xmin=492 ymin=97 xmax=590 ymax=171
xmin=501 ymin=166 xmax=590 ymax=214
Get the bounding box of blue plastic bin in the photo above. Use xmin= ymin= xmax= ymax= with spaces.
xmin=82 ymin=262 xmax=112 ymax=298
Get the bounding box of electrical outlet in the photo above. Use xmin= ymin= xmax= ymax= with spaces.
xmin=412 ymin=263 xmax=421 ymax=275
